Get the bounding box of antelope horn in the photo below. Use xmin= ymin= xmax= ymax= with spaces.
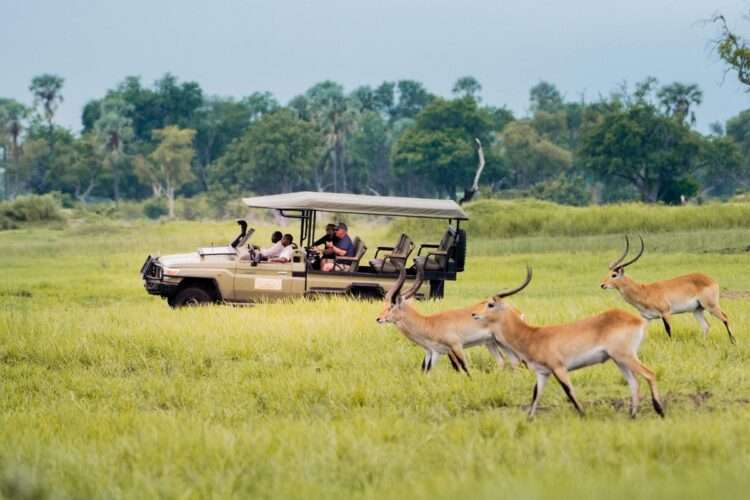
xmin=384 ymin=258 xmax=407 ymax=304
xmin=609 ymin=235 xmax=630 ymax=270
xmin=401 ymin=259 xmax=425 ymax=300
xmin=495 ymin=266 xmax=533 ymax=299
xmin=618 ymin=235 xmax=644 ymax=269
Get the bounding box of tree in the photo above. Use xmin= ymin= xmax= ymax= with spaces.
xmin=192 ymin=95 xmax=276 ymax=190
xmin=580 ymin=104 xmax=700 ymax=203
xmin=94 ymin=98 xmax=134 ymax=201
xmin=0 ymin=99 xmax=30 ymax=197
xmin=499 ymin=121 xmax=573 ymax=188
xmin=726 ymin=109 xmax=750 ymax=157
xmin=29 ymin=74 xmax=64 ymax=132
xmin=392 ymin=80 xmax=434 ymax=121
xmin=713 ymin=13 xmax=750 ymax=87
xmin=69 ymin=134 xmax=106 ymax=202
xmin=392 ymin=97 xmax=493 ymax=198
xmin=135 ymin=126 xmax=196 ymax=218
xmin=349 ymin=111 xmax=392 ymax=194
xmin=696 ymin=134 xmax=747 ymax=197
xmin=452 ymin=76 xmax=482 ymax=101
xmin=656 ymin=83 xmax=703 ymax=125
xmin=16 ymin=127 xmax=76 ymax=195
xmin=304 ymin=81 xmax=357 ymax=191
xmin=529 ymin=81 xmax=563 ymax=113
xmin=208 ymin=109 xmax=322 ymax=195
xmin=486 ymin=105 xmax=515 ymax=132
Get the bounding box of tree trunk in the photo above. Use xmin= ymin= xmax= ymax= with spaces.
xmin=336 ymin=137 xmax=347 ymax=192
xmin=167 ymin=185 xmax=175 ymax=218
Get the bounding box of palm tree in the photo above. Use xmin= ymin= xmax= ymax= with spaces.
xmin=305 ymin=81 xmax=358 ymax=191
xmin=0 ymin=98 xmax=30 ymax=197
xmin=656 ymin=83 xmax=703 ymax=126
xmin=29 ymin=74 xmax=64 ymax=133
xmin=94 ymin=98 xmax=134 ymax=201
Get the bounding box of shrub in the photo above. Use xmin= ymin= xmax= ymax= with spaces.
xmin=531 ymin=175 xmax=591 ymax=206
xmin=0 ymin=194 xmax=65 ymax=229
xmin=143 ymin=198 xmax=168 ymax=219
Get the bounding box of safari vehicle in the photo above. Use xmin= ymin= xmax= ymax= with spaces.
xmin=140 ymin=192 xmax=468 ymax=307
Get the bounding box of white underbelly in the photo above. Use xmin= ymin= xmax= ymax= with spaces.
xmin=566 ymin=348 xmax=609 ymax=371
xmin=635 ymin=305 xmax=661 ymax=320
xmin=671 ymin=299 xmax=700 ymax=314
xmin=463 ymin=329 xmax=494 ymax=347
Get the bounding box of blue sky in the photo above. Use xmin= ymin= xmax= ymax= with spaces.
xmin=1 ymin=0 xmax=748 ymax=132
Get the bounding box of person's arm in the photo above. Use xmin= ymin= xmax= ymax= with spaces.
xmin=312 ymin=235 xmax=328 ymax=246
xmin=331 ymin=244 xmax=348 ymax=256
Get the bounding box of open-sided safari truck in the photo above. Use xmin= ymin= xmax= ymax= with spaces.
xmin=140 ymin=192 xmax=468 ymax=307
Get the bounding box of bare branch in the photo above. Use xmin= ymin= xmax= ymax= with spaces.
xmin=459 ymin=138 xmax=486 ymax=205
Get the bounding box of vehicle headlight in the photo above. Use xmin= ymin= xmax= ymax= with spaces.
xmin=162 ymin=267 xmax=180 ymax=277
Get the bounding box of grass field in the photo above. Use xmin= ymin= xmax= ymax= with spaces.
xmin=1 ymin=218 xmax=749 ymax=499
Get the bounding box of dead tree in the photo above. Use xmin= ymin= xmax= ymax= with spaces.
xmin=459 ymin=138 xmax=486 ymax=205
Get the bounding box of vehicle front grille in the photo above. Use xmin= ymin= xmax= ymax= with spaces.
xmin=150 ymin=264 xmax=163 ymax=279
xmin=140 ymin=256 xmax=163 ymax=280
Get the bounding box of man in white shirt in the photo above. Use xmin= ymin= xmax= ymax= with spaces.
xmin=269 ymin=234 xmax=295 ymax=263
xmin=260 ymin=231 xmax=284 ymax=259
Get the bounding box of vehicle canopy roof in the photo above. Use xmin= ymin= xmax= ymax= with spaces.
xmin=242 ymin=191 xmax=469 ymax=220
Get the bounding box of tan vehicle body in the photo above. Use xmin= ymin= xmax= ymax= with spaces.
xmin=143 ymin=244 xmax=424 ymax=306
xmin=141 ymin=193 xmax=469 ymax=307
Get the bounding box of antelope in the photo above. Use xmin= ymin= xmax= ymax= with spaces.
xmin=376 ymin=261 xmax=520 ymax=376
xmin=472 ymin=267 xmax=665 ymax=419
xmin=601 ymin=236 xmax=735 ymax=344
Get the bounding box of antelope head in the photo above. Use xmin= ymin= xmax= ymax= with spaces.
xmin=472 ymin=266 xmax=532 ymax=327
xmin=376 ymin=261 xmax=424 ymax=324
xmin=601 ymin=235 xmax=644 ymax=289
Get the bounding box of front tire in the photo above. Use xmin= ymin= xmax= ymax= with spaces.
xmin=170 ymin=286 xmax=213 ymax=308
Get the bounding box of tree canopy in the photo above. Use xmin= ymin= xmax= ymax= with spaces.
xmin=1 ymin=70 xmax=748 ymax=211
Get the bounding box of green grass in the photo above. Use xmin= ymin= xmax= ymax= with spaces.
xmin=393 ymin=199 xmax=750 ymax=240
xmin=1 ymin=220 xmax=750 ymax=499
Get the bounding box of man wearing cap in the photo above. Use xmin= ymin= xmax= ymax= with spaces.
xmin=321 ymin=223 xmax=355 ymax=272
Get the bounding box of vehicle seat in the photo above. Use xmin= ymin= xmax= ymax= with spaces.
xmin=418 ymin=228 xmax=456 ymax=271
xmin=369 ymin=233 xmax=414 ymax=273
xmin=334 ymin=236 xmax=367 ymax=272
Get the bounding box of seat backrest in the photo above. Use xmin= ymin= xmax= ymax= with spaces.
xmin=439 ymin=227 xmax=456 ymax=252
xmin=434 ymin=228 xmax=456 ymax=268
xmin=392 ymin=233 xmax=414 ymax=259
xmin=350 ymin=236 xmax=367 ymax=271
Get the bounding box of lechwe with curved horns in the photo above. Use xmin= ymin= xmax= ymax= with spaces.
xmin=601 ymin=236 xmax=735 ymax=344
xmin=376 ymin=260 xmax=520 ymax=376
xmin=472 ymin=267 xmax=664 ymax=419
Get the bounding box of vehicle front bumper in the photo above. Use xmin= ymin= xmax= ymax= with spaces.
xmin=143 ymin=279 xmax=180 ymax=297
xmin=141 ymin=255 xmax=181 ymax=298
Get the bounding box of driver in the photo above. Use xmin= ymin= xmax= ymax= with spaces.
xmin=269 ymin=234 xmax=295 ymax=263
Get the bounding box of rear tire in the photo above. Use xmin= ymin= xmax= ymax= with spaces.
xmin=170 ymin=286 xmax=213 ymax=308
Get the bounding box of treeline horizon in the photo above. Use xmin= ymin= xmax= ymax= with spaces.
xmin=1 ymin=70 xmax=750 ymax=217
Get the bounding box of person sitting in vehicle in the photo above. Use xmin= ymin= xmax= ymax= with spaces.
xmin=269 ymin=234 xmax=296 ymax=263
xmin=321 ymin=223 xmax=355 ymax=271
xmin=259 ymin=231 xmax=284 ymax=259
xmin=313 ymin=223 xmax=338 ymax=258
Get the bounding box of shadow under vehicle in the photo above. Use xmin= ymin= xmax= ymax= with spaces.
xmin=140 ymin=192 xmax=468 ymax=307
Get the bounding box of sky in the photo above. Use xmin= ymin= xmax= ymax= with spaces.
xmin=1 ymin=0 xmax=748 ymax=133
